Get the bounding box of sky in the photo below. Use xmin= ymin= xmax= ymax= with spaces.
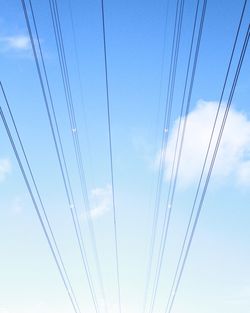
xmin=0 ymin=0 xmax=250 ymax=313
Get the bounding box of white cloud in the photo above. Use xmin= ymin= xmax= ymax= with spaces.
xmin=11 ymin=196 xmax=24 ymax=215
xmin=160 ymin=100 xmax=250 ymax=188
xmin=0 ymin=158 xmax=11 ymax=182
xmin=0 ymin=35 xmax=30 ymax=51
xmin=89 ymin=184 xmax=112 ymax=219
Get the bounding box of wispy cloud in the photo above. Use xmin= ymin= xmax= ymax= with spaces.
xmin=0 ymin=158 xmax=11 ymax=183
xmin=89 ymin=184 xmax=112 ymax=219
xmin=11 ymin=196 xmax=24 ymax=215
xmin=157 ymin=100 xmax=250 ymax=188
xmin=0 ymin=35 xmax=30 ymax=52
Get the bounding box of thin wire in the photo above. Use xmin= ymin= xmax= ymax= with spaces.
xmin=143 ymin=1 xmax=182 ymax=311
xmin=164 ymin=2 xmax=248 ymax=311
xmin=166 ymin=24 xmax=250 ymax=313
xmin=28 ymin=0 xmax=80 ymax=247
xmin=67 ymin=3 xmax=108 ymax=310
xmin=20 ymin=1 xmax=99 ymax=312
xmin=147 ymin=0 xmax=188 ymax=312
xmin=151 ymin=0 xmax=182 ymax=258
xmin=141 ymin=2 xmax=170 ymax=312
xmin=47 ymin=2 xmax=102 ymax=311
xmin=149 ymin=2 xmax=207 ymax=309
xmin=49 ymin=1 xmax=107 ymax=309
xmin=151 ymin=1 xmax=208 ymax=311
xmin=0 ymin=82 xmax=82 ymax=313
xmin=27 ymin=5 xmax=100 ymax=310
xmin=0 ymin=89 xmax=79 ymax=313
xmin=101 ymin=1 xmax=121 ymax=313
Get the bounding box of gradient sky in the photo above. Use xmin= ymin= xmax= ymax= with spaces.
xmin=0 ymin=1 xmax=250 ymax=313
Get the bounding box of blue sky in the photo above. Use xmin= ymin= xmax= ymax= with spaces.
xmin=0 ymin=1 xmax=250 ymax=313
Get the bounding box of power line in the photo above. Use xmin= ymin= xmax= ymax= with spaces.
xmin=164 ymin=2 xmax=248 ymax=311
xmin=146 ymin=1 xmax=202 ymax=312
xmin=0 ymin=84 xmax=80 ymax=313
xmin=20 ymin=1 xmax=100 ymax=312
xmin=66 ymin=2 xmax=108 ymax=311
xmin=166 ymin=24 xmax=250 ymax=313
xmin=46 ymin=1 xmax=104 ymax=310
xmin=143 ymin=1 xmax=185 ymax=311
xmin=0 ymin=82 xmax=82 ymax=313
xmin=46 ymin=1 xmax=108 ymax=310
xmin=148 ymin=2 xmax=207 ymax=310
xmin=100 ymin=1 xmax=121 ymax=313
xmin=141 ymin=1 xmax=171 ymax=311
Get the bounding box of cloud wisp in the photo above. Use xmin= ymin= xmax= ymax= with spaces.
xmin=89 ymin=184 xmax=112 ymax=219
xmin=158 ymin=100 xmax=250 ymax=188
xmin=11 ymin=196 xmax=24 ymax=215
xmin=0 ymin=35 xmax=30 ymax=52
xmin=0 ymin=158 xmax=11 ymax=183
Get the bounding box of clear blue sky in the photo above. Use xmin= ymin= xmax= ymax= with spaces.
xmin=0 ymin=1 xmax=250 ymax=313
